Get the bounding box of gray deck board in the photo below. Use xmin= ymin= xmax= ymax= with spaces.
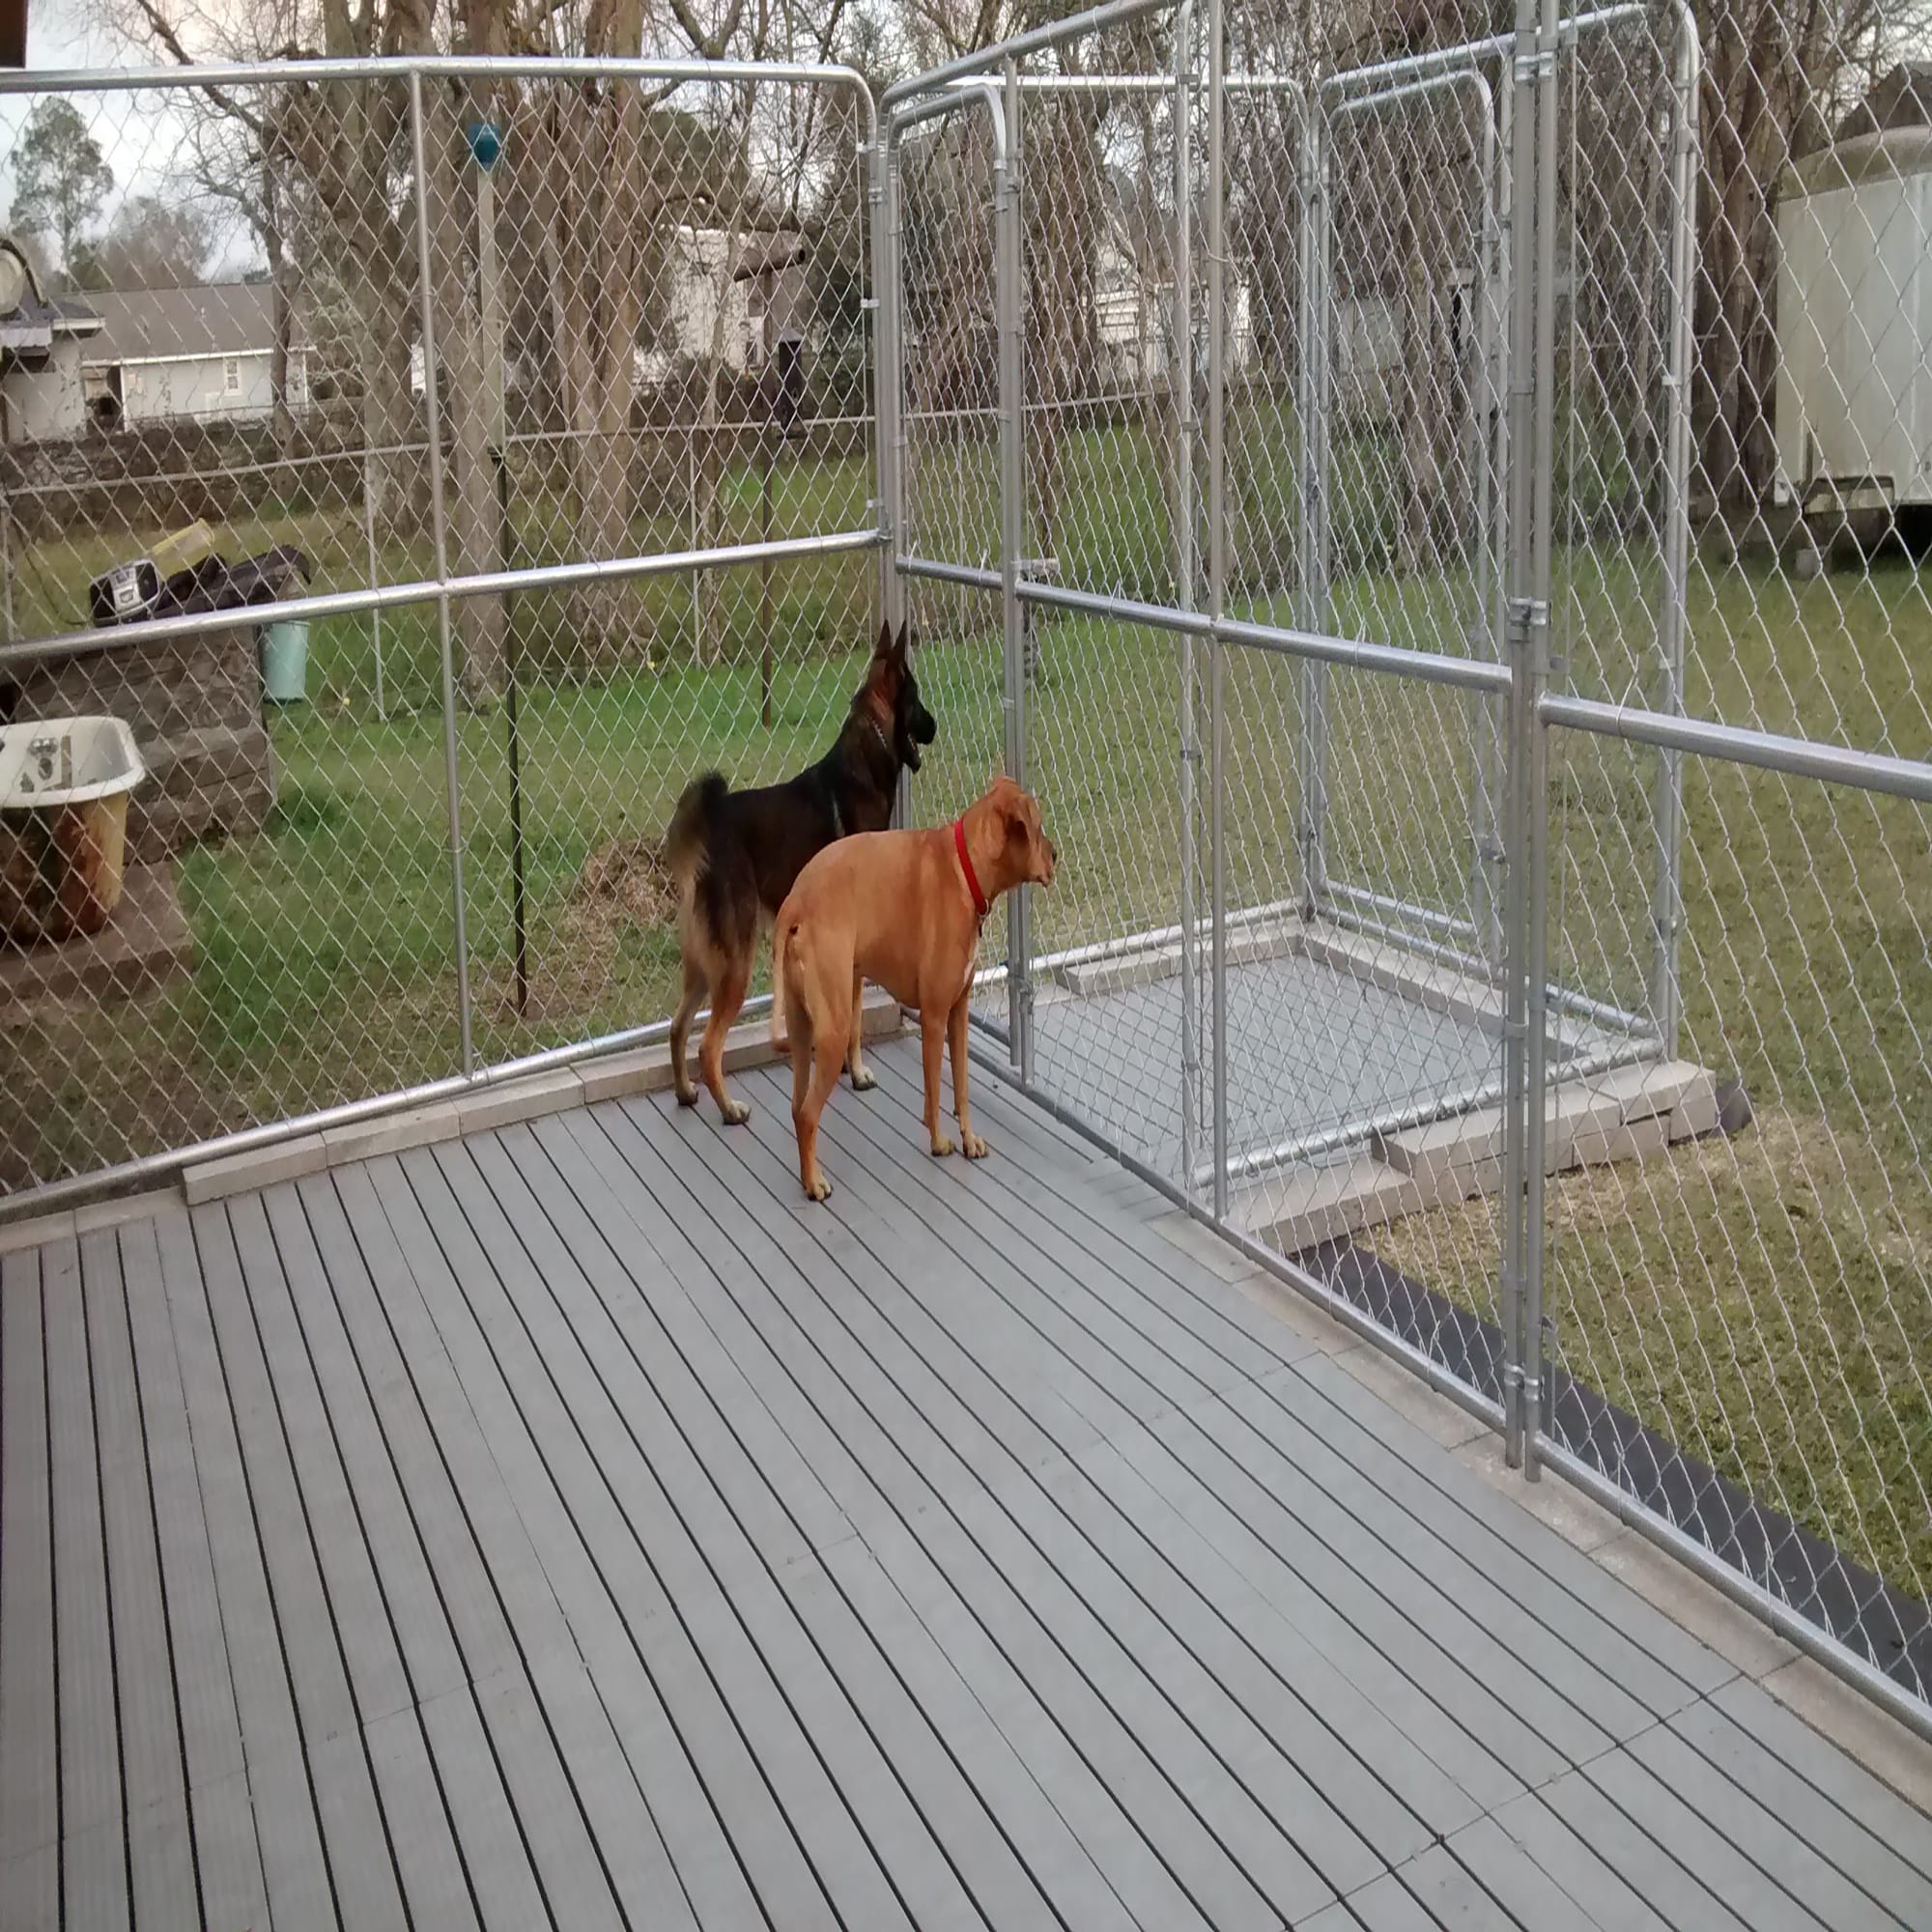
xmin=1 ymin=1251 xmax=60 ymax=1875
xmin=4 ymin=1034 xmax=1930 ymax=1930
xmin=78 ymin=1228 xmax=200 ymax=1932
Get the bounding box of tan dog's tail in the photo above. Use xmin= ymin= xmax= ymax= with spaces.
xmin=771 ymin=913 xmax=799 ymax=1049
xmin=664 ymin=771 xmax=728 ymax=895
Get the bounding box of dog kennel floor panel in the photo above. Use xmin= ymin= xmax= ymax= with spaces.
xmin=1 ymin=1047 xmax=1924 ymax=1932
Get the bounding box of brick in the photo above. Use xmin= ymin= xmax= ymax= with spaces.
xmin=184 ymin=1133 xmax=327 ymax=1205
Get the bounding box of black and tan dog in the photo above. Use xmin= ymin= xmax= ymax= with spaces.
xmin=665 ymin=619 xmax=935 ymax=1123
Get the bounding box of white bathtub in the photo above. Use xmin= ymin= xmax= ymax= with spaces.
xmin=0 ymin=715 xmax=147 ymax=942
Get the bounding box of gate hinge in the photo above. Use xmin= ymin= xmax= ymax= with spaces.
xmin=1514 ymin=47 xmax=1556 ymax=85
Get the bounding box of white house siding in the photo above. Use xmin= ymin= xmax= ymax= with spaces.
xmin=1 ymin=337 xmax=87 ymax=443
xmin=109 ymin=346 xmax=312 ymax=426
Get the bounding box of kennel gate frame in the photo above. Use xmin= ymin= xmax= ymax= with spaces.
xmin=881 ymin=0 xmax=1932 ymax=1741
xmin=879 ymin=0 xmax=1692 ymax=1405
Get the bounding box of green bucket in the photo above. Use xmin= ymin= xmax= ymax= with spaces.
xmin=260 ymin=619 xmax=309 ymax=704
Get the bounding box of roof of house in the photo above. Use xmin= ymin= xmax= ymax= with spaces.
xmin=82 ymin=283 xmax=306 ymax=365
xmin=1835 ymin=63 xmax=1932 ymax=141
xmin=0 ymin=238 xmax=104 ymax=352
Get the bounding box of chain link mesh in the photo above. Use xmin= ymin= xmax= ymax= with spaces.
xmin=0 ymin=68 xmax=875 ymax=1191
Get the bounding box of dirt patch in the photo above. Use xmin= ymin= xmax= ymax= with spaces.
xmin=569 ymin=834 xmax=677 ymax=938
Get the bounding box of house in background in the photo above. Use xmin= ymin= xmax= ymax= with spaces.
xmin=81 ymin=284 xmax=311 ymax=430
xmin=634 ymin=226 xmax=813 ymax=388
xmin=0 ymin=236 xmax=105 ymax=443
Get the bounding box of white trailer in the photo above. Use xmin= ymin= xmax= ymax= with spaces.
xmin=1773 ymin=68 xmax=1932 ymax=535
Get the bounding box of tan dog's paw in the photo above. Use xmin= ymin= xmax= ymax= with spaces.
xmin=675 ymin=1084 xmax=700 ymax=1109
xmin=720 ymin=1096 xmax=752 ymax=1126
xmin=930 ymin=1132 xmax=956 ymax=1157
xmin=849 ymin=1066 xmax=877 ymax=1093
xmin=961 ymin=1131 xmax=990 ymax=1160
xmin=804 ymin=1171 xmax=833 ymax=1202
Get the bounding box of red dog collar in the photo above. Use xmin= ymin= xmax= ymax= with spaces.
xmin=953 ymin=817 xmax=990 ymax=924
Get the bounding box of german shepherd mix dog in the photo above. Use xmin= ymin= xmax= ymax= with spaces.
xmin=665 ymin=619 xmax=936 ymax=1123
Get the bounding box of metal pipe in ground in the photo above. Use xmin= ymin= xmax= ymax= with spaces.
xmin=408 ymin=69 xmax=476 ymax=1078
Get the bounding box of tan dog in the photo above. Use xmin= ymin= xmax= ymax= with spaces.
xmin=774 ymin=776 xmax=1057 ymax=1201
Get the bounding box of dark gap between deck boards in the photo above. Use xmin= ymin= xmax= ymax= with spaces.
xmin=1298 ymin=1237 xmax=1932 ymax=1699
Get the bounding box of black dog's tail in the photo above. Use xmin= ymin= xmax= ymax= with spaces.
xmin=665 ymin=772 xmax=729 ymax=895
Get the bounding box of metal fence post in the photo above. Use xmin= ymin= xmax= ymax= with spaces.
xmin=408 ymin=69 xmax=476 ymax=1078
xmin=998 ymin=57 xmax=1032 ymax=1079
xmin=1174 ymin=10 xmax=1200 ymax=1194
xmin=869 ymin=126 xmax=903 ymax=642
xmin=1500 ymin=2 xmax=1542 ymax=1469
xmin=1207 ymin=0 xmax=1229 ymax=1219
xmin=362 ymin=449 xmax=386 ymax=719
xmin=1520 ymin=0 xmax=1562 ymax=1478
xmin=1296 ymin=95 xmax=1329 ymax=922
xmin=1651 ymin=15 xmax=1699 ymax=1061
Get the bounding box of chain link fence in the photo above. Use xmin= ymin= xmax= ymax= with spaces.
xmin=3 ymin=1 xmax=1929 ymax=1725
xmin=0 ymin=59 xmax=880 ymax=1195
xmin=879 ymin=0 xmax=1932 ymax=1727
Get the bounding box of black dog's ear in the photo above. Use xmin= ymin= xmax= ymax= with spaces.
xmin=874 ymin=618 xmax=895 ymax=660
xmin=892 ymin=620 xmax=911 ymax=664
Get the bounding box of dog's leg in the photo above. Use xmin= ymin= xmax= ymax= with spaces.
xmin=701 ymin=966 xmax=752 ymax=1124
xmin=671 ymin=956 xmax=706 ymax=1108
xmin=795 ymin=1018 xmax=845 ymax=1203
xmin=845 ymin=971 xmax=875 ymax=1092
xmin=950 ymin=995 xmax=989 ymax=1159
xmin=923 ymin=1009 xmax=955 ymax=1157
xmin=768 ymin=935 xmax=788 ymax=1053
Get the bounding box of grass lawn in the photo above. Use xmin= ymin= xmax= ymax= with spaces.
xmin=3 ymin=423 xmax=1927 ymax=1610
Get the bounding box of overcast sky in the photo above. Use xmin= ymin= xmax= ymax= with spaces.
xmin=3 ymin=0 xmax=262 ymax=276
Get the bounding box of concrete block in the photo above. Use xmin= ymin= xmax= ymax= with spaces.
xmin=1457 ymin=1436 xmax=1624 ymax=1551
xmin=454 ymin=1068 xmax=584 ymax=1139
xmin=1669 ymin=1074 xmax=1722 ymax=1143
xmin=578 ymin=1042 xmax=677 ymax=1105
xmin=1584 ymin=1059 xmax=1710 ymax=1126
xmin=323 ymin=1102 xmax=462 ymax=1169
xmin=0 ymin=1208 xmax=78 ymax=1257
xmin=72 ymin=1188 xmax=181 ymax=1237
xmin=1566 ymin=1112 xmax=1671 ymax=1173
xmin=1232 ymin=1266 xmax=1360 ymax=1357
xmin=1150 ymin=1209 xmax=1256 ymax=1283
xmin=185 ymin=1133 xmax=327 ymax=1205
xmin=1375 ymin=1105 xmax=1507 ymax=1184
xmin=1761 ymin=1656 xmax=1932 ymax=1813
xmin=1236 ymin=1154 xmax=1431 ymax=1257
xmin=1594 ymin=1532 xmax=1796 ymax=1683
xmin=1337 ymin=1343 xmax=1488 ymax=1449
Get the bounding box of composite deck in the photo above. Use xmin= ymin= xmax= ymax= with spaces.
xmin=3 ymin=1035 xmax=1930 ymax=1931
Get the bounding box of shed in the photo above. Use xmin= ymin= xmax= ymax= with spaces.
xmin=0 ymin=236 xmax=104 ymax=442
xmin=1773 ymin=64 xmax=1932 ymax=523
